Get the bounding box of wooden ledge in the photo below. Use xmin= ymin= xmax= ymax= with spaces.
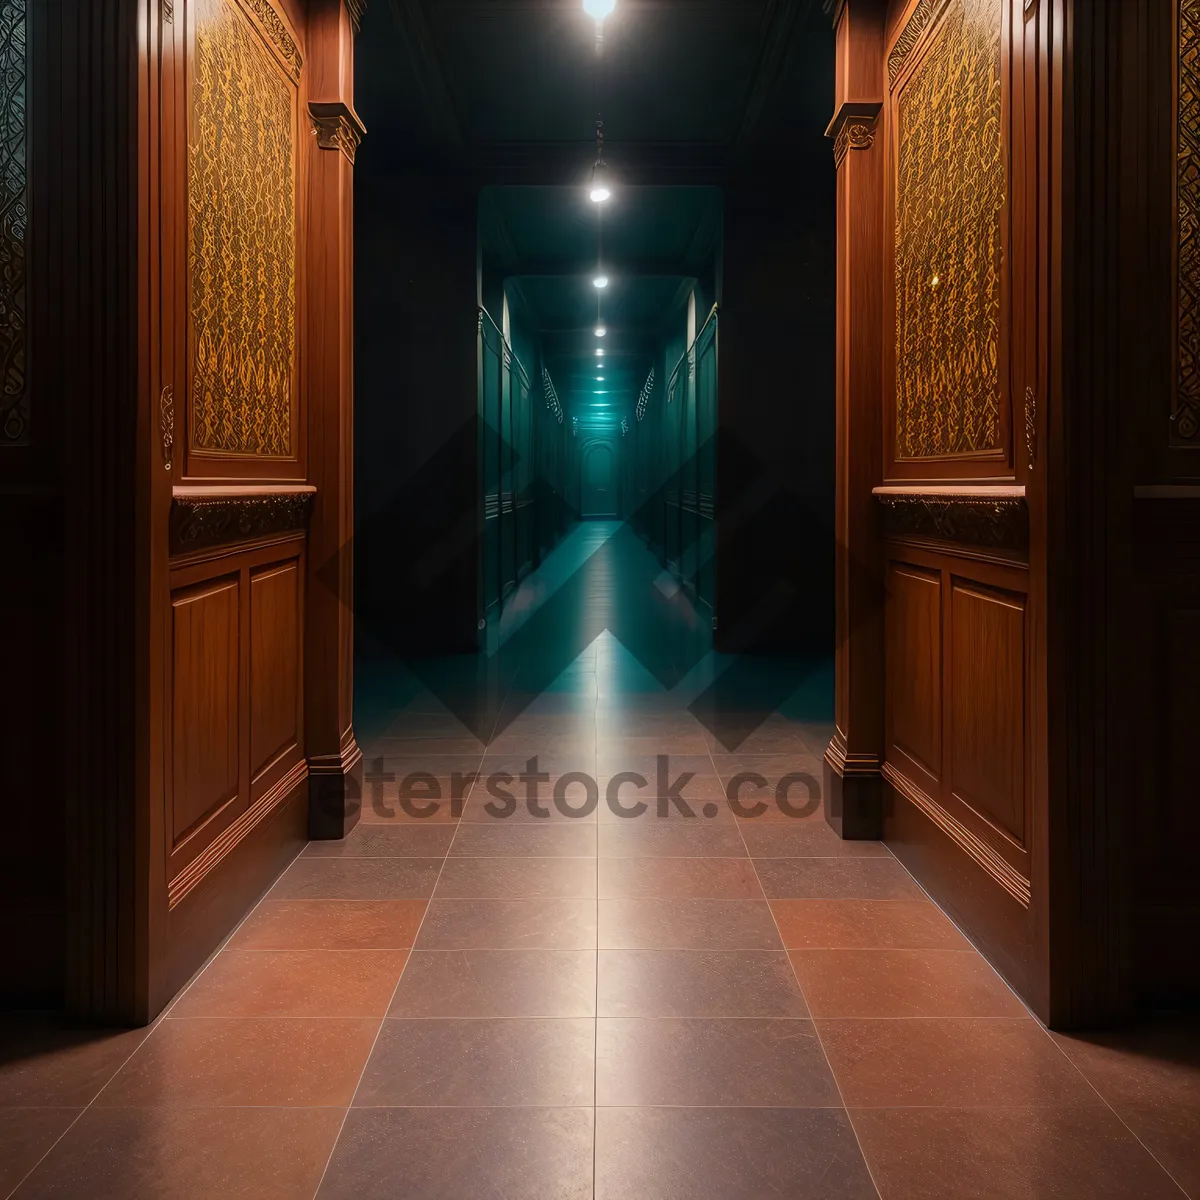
xmin=169 ymin=485 xmax=317 ymax=555
xmin=873 ymin=485 xmax=1028 ymax=551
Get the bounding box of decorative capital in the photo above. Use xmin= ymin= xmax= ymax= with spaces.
xmin=826 ymin=102 xmax=881 ymax=168
xmin=309 ymin=101 xmax=366 ymax=164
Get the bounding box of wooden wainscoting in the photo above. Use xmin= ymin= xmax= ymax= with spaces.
xmin=159 ymin=524 xmax=310 ymax=1006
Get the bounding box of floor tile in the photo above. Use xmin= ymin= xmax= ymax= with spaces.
xmin=267 ymin=857 xmax=443 ymax=900
xmin=449 ymin=823 xmax=598 ymax=858
xmin=0 ymin=1109 xmax=79 ymax=1197
xmin=739 ymin=822 xmax=890 ymax=858
xmin=596 ymin=1017 xmax=840 ymax=1106
xmin=595 ymin=1107 xmax=877 ymax=1200
xmin=356 ymin=1018 xmax=595 ymax=1107
xmin=226 ymin=899 xmax=428 ymax=951
xmin=850 ymin=1105 xmax=1186 ymax=1199
xmin=598 ymin=857 xmax=763 ymax=899
xmin=1052 ymin=1016 xmax=1200 ymax=1198
xmin=457 ymin=790 xmax=599 ymax=824
xmin=755 ymin=858 xmax=924 ymax=900
xmin=12 ymin=1105 xmax=342 ymax=1199
xmin=96 ymin=1018 xmax=378 ymax=1107
xmin=770 ymin=898 xmax=970 ymax=949
xmin=389 ymin=950 xmax=596 ymax=1018
xmin=416 ymin=898 xmax=597 ymax=949
xmin=598 ymin=950 xmax=809 ymax=1018
xmin=790 ymin=949 xmax=1028 ymax=1018
xmin=170 ymin=949 xmax=408 ymax=1018
xmin=302 ymin=824 xmax=454 ymax=858
xmin=0 ymin=1019 xmax=149 ymax=1107
xmin=434 ymin=856 xmax=597 ymax=899
xmin=818 ymin=1018 xmax=1098 ymax=1107
xmin=318 ymin=1106 xmax=594 ymax=1200
xmin=599 ymin=899 xmax=781 ymax=950
xmin=598 ymin=822 xmax=747 ymax=858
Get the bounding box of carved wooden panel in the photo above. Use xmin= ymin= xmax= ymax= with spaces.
xmin=886 ymin=562 xmax=942 ymax=781
xmin=892 ymin=0 xmax=1006 ymax=461
xmin=188 ymin=0 xmax=297 ymax=460
xmin=947 ymin=579 xmax=1026 ymax=846
xmin=1176 ymin=0 xmax=1200 ymax=443
xmin=170 ymin=576 xmax=241 ymax=851
xmin=249 ymin=559 xmax=300 ymax=779
xmin=0 ymin=0 xmax=27 ymax=445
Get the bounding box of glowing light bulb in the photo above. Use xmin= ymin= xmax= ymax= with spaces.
xmin=596 ymin=348 xmax=605 ymax=357
xmin=595 ymin=325 xmax=607 ymax=338
xmin=593 ymin=274 xmax=609 ymax=289
xmin=589 ymin=163 xmax=612 ymax=204
xmin=583 ymin=0 xmax=616 ymax=21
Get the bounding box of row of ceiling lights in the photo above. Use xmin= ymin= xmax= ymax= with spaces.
xmin=585 ymin=0 xmax=616 ymax=391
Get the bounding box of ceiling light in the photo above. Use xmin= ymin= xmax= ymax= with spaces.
xmin=597 ymin=376 xmax=605 ymax=381
xmin=583 ymin=0 xmax=616 ymax=22
xmin=595 ymin=325 xmax=607 ymax=338
xmin=589 ymin=162 xmax=612 ymax=204
xmin=595 ymin=349 xmax=605 ymax=357
xmin=593 ymin=274 xmax=609 ymax=289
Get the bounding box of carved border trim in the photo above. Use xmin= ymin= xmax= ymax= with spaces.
xmin=345 ymin=0 xmax=365 ymax=32
xmin=239 ymin=0 xmax=302 ymax=80
xmin=876 ymin=491 xmax=1029 ymax=551
xmin=309 ymin=101 xmax=366 ymax=164
xmin=169 ymin=489 xmax=315 ymax=555
xmin=888 ymin=0 xmax=943 ymax=85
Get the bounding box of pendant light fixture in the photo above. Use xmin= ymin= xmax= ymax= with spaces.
xmin=583 ymin=0 xmax=616 ymax=20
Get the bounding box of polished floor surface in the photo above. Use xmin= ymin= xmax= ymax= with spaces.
xmin=3 ymin=524 xmax=1198 ymax=1197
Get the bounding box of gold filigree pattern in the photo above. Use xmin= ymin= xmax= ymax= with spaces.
xmin=0 ymin=0 xmax=27 ymax=446
xmin=242 ymin=0 xmax=301 ymax=79
xmin=889 ymin=0 xmax=940 ymax=85
xmin=1176 ymin=0 xmax=1200 ymax=442
xmin=189 ymin=0 xmax=296 ymax=458
xmin=894 ymin=0 xmax=1004 ymax=459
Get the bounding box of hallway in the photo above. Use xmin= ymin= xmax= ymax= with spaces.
xmin=3 ymin=523 xmax=1196 ymax=1199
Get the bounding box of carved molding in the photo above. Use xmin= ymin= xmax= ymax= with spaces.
xmin=826 ymin=101 xmax=881 ymax=170
xmin=876 ymin=492 xmax=1029 ymax=551
xmin=889 ymin=0 xmax=941 ymax=85
xmin=1176 ymin=0 xmax=1200 ymax=443
xmin=1024 ymin=386 xmax=1037 ymax=471
xmin=169 ymin=489 xmax=314 ymax=555
xmin=241 ymin=0 xmax=302 ymax=79
xmin=159 ymin=385 xmax=175 ymax=471
xmin=309 ymin=101 xmax=366 ymax=165
xmin=0 ymin=0 xmax=28 ymax=446
xmin=345 ymin=0 xmax=365 ymax=32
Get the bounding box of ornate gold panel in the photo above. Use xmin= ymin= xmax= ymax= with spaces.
xmin=894 ymin=0 xmax=1005 ymax=460
xmin=189 ymin=0 xmax=296 ymax=459
xmin=0 ymin=0 xmax=27 ymax=446
xmin=1176 ymin=0 xmax=1200 ymax=443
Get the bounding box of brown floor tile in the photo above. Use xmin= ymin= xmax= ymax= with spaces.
xmin=227 ymin=899 xmax=428 ymax=951
xmin=449 ymin=823 xmax=598 ymax=858
xmin=356 ymin=1018 xmax=595 ymax=1107
xmin=171 ymin=949 xmax=408 ymax=1018
xmin=819 ymin=1018 xmax=1098 ymax=1107
xmin=850 ymin=1105 xmax=1186 ymax=1199
xmin=597 ymin=733 xmax=712 ymax=756
xmin=1052 ymin=1016 xmax=1200 ymax=1198
xmin=595 ymin=1107 xmax=877 ymax=1200
xmin=318 ymin=1106 xmax=593 ymax=1200
xmin=481 ymin=752 xmax=597 ymax=779
xmin=710 ymin=751 xmax=825 ymax=785
xmin=0 ymin=1109 xmax=79 ymax=1196
xmin=598 ymin=857 xmax=763 ymax=899
xmin=790 ymin=949 xmax=1028 ymax=1018
xmin=596 ymin=772 xmax=732 ymax=808
xmin=13 ymin=1105 xmax=342 ymax=1199
xmin=389 ymin=949 xmax=596 ymax=1018
xmin=267 ymin=857 xmax=442 ymax=900
xmin=0 ymin=1019 xmax=149 ymax=1107
xmin=596 ymin=1017 xmax=839 ymax=1106
xmin=302 ymin=824 xmax=455 ymax=858
xmin=358 ymin=781 xmax=464 ymax=824
xmin=416 ymin=898 xmax=597 ymax=949
xmin=598 ymin=822 xmax=747 ymax=858
xmin=599 ymin=899 xmax=781 ymax=950
xmin=435 ymin=856 xmax=597 ymax=898
xmin=770 ymin=898 xmax=971 ymax=949
xmin=739 ymin=822 xmax=890 ymax=857
xmin=96 ymin=1017 xmax=378 ymax=1107
xmin=457 ymin=789 xmax=599 ymax=824
xmin=598 ymin=949 xmax=809 ymax=1018
xmin=755 ymin=858 xmax=924 ymax=900
xmin=594 ymin=753 xmax=717 ymax=782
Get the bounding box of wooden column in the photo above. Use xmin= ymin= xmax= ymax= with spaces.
xmin=305 ymin=0 xmax=364 ymax=839
xmin=824 ymin=0 xmax=886 ymax=839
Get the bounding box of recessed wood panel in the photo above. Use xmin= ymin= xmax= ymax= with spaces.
xmin=948 ymin=579 xmax=1026 ymax=846
xmin=249 ymin=558 xmax=300 ymax=779
xmin=171 ymin=576 xmax=240 ymax=849
xmin=886 ymin=561 xmax=942 ymax=778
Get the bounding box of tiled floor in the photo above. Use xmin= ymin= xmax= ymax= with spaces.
xmin=3 ymin=523 xmax=1198 ymax=1197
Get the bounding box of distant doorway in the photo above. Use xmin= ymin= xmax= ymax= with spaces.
xmin=582 ymin=441 xmax=617 ymax=517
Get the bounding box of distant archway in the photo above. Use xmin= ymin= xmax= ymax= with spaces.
xmin=581 ymin=440 xmax=616 ymax=518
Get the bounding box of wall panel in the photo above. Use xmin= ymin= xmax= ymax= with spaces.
xmin=250 ymin=560 xmax=301 ymax=780
xmin=885 ymin=561 xmax=942 ymax=783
